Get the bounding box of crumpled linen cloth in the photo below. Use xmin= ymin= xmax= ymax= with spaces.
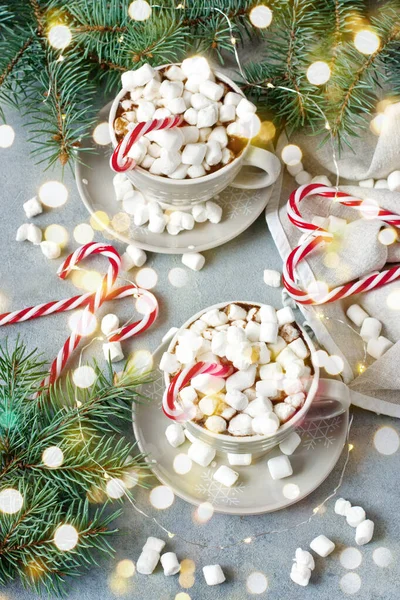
xmin=266 ymin=103 xmax=400 ymax=418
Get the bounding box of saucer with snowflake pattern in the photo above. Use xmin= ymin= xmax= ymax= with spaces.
xmin=132 ymin=341 xmax=349 ymax=516
xmin=76 ymin=102 xmax=276 ymax=254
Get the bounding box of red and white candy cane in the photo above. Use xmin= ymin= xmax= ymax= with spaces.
xmin=0 ymin=242 xmax=158 ymax=387
xmin=162 ymin=362 xmax=235 ymax=422
xmin=283 ymin=183 xmax=400 ymax=305
xmin=111 ymin=115 xmax=184 ymax=173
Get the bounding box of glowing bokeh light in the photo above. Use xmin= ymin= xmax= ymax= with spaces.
xmin=42 ymin=446 xmax=64 ymax=468
xmin=306 ymin=61 xmax=331 ymax=85
xmin=135 ymin=295 xmax=153 ymax=315
xmin=378 ymin=227 xmax=397 ymax=245
xmin=374 ymin=426 xmax=399 ymax=455
xmin=108 ymin=572 xmax=131 ymax=595
xmin=239 ymin=114 xmax=261 ymax=139
xmin=128 ymin=0 xmax=152 ymax=21
xmin=173 ymin=454 xmax=193 ymax=475
xmin=175 ymin=594 xmax=191 ymax=600
xmin=123 ymin=469 xmax=139 ymax=489
xmin=254 ymin=120 xmax=276 ymax=144
xmin=281 ymin=144 xmax=302 ymax=166
xmin=106 ymin=478 xmax=126 ymax=499
xmin=324 ymin=354 xmax=344 ymax=375
xmin=116 ymin=559 xmax=136 ymax=578
xmin=39 ymin=181 xmax=68 ymax=208
xmin=48 ymin=25 xmax=72 ymax=49
xmin=359 ymin=197 xmax=380 ymax=220
xmin=0 ymin=488 xmax=23 ymax=514
xmin=111 ymin=212 xmax=131 ymax=233
xmin=387 ymin=288 xmax=400 ymax=310
xmin=149 ymin=485 xmax=175 ymax=509
xmin=44 ymin=224 xmax=69 ymax=248
xmin=194 ymin=501 xmax=214 ymax=523
xmin=68 ymin=310 xmax=98 ymax=336
xmin=135 ymin=267 xmax=158 ymax=289
xmin=73 ymin=365 xmax=96 ymax=388
xmin=90 ymin=211 xmax=110 ymax=231
xmin=247 ymin=572 xmax=269 ymax=594
xmin=93 ymin=122 xmax=111 ymax=145
xmin=54 ymin=524 xmax=79 ymax=551
xmin=354 ymin=29 xmax=380 ymax=54
xmin=0 ymin=124 xmax=15 ymax=148
xmin=370 ymin=113 xmax=386 ymax=135
xmin=126 ymin=350 xmax=153 ymax=375
xmin=81 ymin=270 xmax=102 ymax=292
xmin=73 ymin=223 xmax=94 ymax=244
xmin=249 ymin=5 xmax=273 ymax=28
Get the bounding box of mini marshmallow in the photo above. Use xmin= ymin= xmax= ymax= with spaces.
xmin=253 ymin=412 xmax=280 ymax=436
xmin=253 ymin=342 xmax=271 ymax=364
xmin=180 ymin=386 xmax=198 ymax=405
xmin=224 ymin=91 xmax=242 ymax=106
xmin=346 ymin=506 xmax=366 ymax=528
xmin=40 ymin=241 xmax=61 ymax=260
xmin=181 ymin=56 xmax=211 ymax=81
xmin=201 ymin=309 xmax=228 ymax=327
xmin=227 ymin=325 xmax=247 ymax=345
xmin=16 ymin=224 xmax=29 ymax=242
xmin=346 ymin=304 xmax=369 ymax=327
xmin=226 ymin=365 xmax=256 ymax=392
xmin=140 ymin=155 xmax=155 ymax=170
xmin=283 ymin=377 xmax=303 ymax=396
xmin=199 ymin=394 xmax=220 ymax=416
xmin=23 ymin=196 xmax=42 ymax=218
xmin=310 ymin=535 xmax=335 ymax=557
xmin=103 ymin=341 xmax=124 ymax=363
xmin=228 ymin=413 xmax=253 ymax=436
xmin=221 ymin=148 xmax=233 ymax=164
xmin=180 ymin=125 xmax=200 ymax=145
xmin=192 ymin=203 xmax=208 ymax=222
xmin=161 ymin=552 xmax=181 ymax=576
xmin=263 ymin=269 xmax=281 ymax=288
xmin=191 ymin=93 xmax=213 ymax=110
xmin=334 ymin=498 xmax=352 ymax=516
xmin=169 ymin=164 xmax=189 ymax=179
xmin=295 ymin=548 xmax=315 ymax=570
xmin=259 ymin=322 xmax=279 ymax=344
xmin=149 ymin=159 xmax=163 ymax=175
xmin=136 ymin=100 xmax=156 ymax=122
xmin=185 ymin=77 xmax=201 ymax=93
xmin=236 ymin=98 xmax=257 ymax=119
xmin=374 ymin=179 xmax=388 ymax=189
xmin=26 ymin=224 xmax=42 ymax=245
xmin=200 ymin=80 xmax=224 ymax=101
xmin=188 ymin=440 xmax=216 ymax=467
xmin=285 ymin=392 xmax=305 ymax=409
xmin=311 ymin=175 xmax=332 ymax=186
xmin=187 ymin=164 xmax=206 ymax=178
xmin=367 ymin=335 xmax=393 ymax=359
xmin=280 ymin=323 xmax=301 ymax=342
xmin=143 ymin=78 xmax=161 ymax=100
xmin=269 ymin=336 xmax=287 ymax=357
xmin=287 ymin=161 xmax=303 ymax=176
xmin=258 ymin=306 xmax=277 ymax=324
xmin=181 ymin=251 xmax=205 ymax=271
xmin=225 ymin=389 xmax=249 ymax=411
xmin=208 ymin=125 xmax=228 ymax=147
xmin=148 ymin=142 xmax=161 ymax=158
xmin=136 ymin=549 xmax=160 ymax=575
xmin=121 ymin=64 xmax=155 ymax=89
xmin=203 ymin=565 xmax=226 ymax=586
xmin=267 ymin=454 xmax=293 ymax=479
xmin=198 ymin=127 xmax=212 ymax=142
xmin=276 ymin=347 xmax=298 ymax=369
xmin=290 ymin=563 xmax=311 ymax=587
xmin=255 ymin=379 xmax=278 ymax=398
xmin=279 ymin=432 xmax=302 ymax=455
xmin=260 ymin=362 xmax=283 ymax=380
xmin=160 ymin=352 xmax=180 ymax=373
xmin=211 ymin=331 xmax=228 ymax=357
xmin=205 ymin=141 xmax=222 ymax=166
xmin=121 ymin=252 xmax=135 ymax=271
xmin=359 ymin=178 xmax=374 ymax=188
xmin=295 ymin=171 xmax=312 ymax=185
xmin=197 ymin=104 xmax=219 ymax=129
xmin=205 ymin=415 xmax=227 ymax=433
xmin=167 ymin=97 xmax=187 ymax=115
xmin=191 ymin=373 xmax=225 ymax=394
xmin=213 ymin=465 xmax=239 ymax=487
xmin=206 ymin=201 xmax=223 ymax=223
xmin=276 ymin=306 xmax=295 ymax=325
xmin=153 ymin=107 xmax=171 ymax=119
xmin=143 ymin=537 xmax=166 ymax=553
xmin=182 ymin=143 xmax=207 ymax=165
xmin=227 ymin=304 xmax=247 ymax=321
xmin=126 ymin=244 xmax=147 ymax=267
xmin=274 ymin=402 xmax=296 ymax=423
xmin=219 ymin=104 xmax=236 ymax=123
xmin=159 ymin=148 xmax=182 ymax=175
xmin=228 ymin=453 xmax=252 ymax=466
xmin=360 ymin=317 xmax=382 ymax=341
xmin=101 ymin=313 xmax=120 ymax=336
xmin=150 ymin=128 xmax=184 ymax=151
xmin=220 ymin=406 xmax=236 ymax=420
xmin=165 ymin=423 xmax=185 ymax=448
xmin=355 ymin=519 xmax=374 ymax=545
xmin=148 ymin=214 xmax=167 ymax=233
xmin=288 ymin=338 xmax=309 ymax=360
xmin=184 ymin=107 xmax=198 ymax=125
xmin=245 ymin=321 xmax=261 ymax=342
xmin=245 ymin=397 xmax=273 ymax=417
xmin=165 ymin=65 xmax=185 ymax=81
xmin=160 ymin=80 xmax=183 ymax=100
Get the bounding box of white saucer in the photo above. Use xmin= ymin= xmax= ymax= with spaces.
xmin=75 ymin=103 xmax=276 ymax=254
xmin=132 ymin=342 xmax=349 ymax=516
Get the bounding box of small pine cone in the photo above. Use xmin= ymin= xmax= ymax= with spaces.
xmin=59 ymin=151 xmax=69 ymax=165
xmin=212 ymin=41 xmax=218 ymax=48
xmin=132 ymin=54 xmax=140 ymax=63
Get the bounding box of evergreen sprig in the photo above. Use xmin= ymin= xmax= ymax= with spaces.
xmin=0 ymin=0 xmax=399 ymax=167
xmin=0 ymin=341 xmax=151 ymax=595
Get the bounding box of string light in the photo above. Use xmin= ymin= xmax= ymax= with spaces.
xmin=0 ymin=488 xmax=23 ymax=514
xmin=39 ymin=181 xmax=68 ymax=208
xmin=243 ymin=537 xmax=253 ymax=544
xmin=249 ymin=5 xmax=273 ymax=29
xmin=354 ymin=30 xmax=380 ymax=54
xmin=42 ymin=446 xmax=64 ymax=468
xmin=306 ymin=61 xmax=331 ymax=85
xmin=128 ymin=0 xmax=152 ymax=21
xmin=0 ymin=124 xmax=15 ymax=148
xmin=54 ymin=524 xmax=79 ymax=551
xmin=48 ymin=25 xmax=72 ymax=50
xmin=348 ymin=444 xmax=354 ymax=451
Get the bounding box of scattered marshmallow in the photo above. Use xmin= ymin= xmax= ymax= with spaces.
xmin=213 ymin=465 xmax=239 ymax=487
xmin=346 ymin=506 xmax=366 ymax=528
xmin=182 ymin=252 xmax=205 ymax=271
xmin=203 ymin=565 xmax=226 ymax=586
xmin=267 ymin=454 xmax=293 ymax=480
xmin=101 ymin=313 xmax=120 ymax=336
xmin=287 ymin=162 xmax=303 ymax=176
xmin=227 ymin=453 xmax=252 ymax=466
xmin=165 ymin=423 xmax=185 ymax=448
xmin=311 ymin=175 xmax=332 ymax=186
xmin=143 ymin=537 xmax=166 ymax=553
xmin=290 ymin=562 xmax=311 ymax=587
xmin=334 ymin=497 xmax=351 ymax=516
xmin=23 ymin=196 xmax=42 ymax=218
xmin=26 ymin=224 xmax=42 ymax=245
xmin=122 ymin=64 xmax=155 ymax=89
xmin=16 ymin=224 xmax=29 ymax=242
xmin=205 ymin=415 xmax=227 ymax=433
xmin=346 ymin=304 xmax=369 ymax=327
xmin=295 ymin=548 xmax=315 ymax=570
xmin=206 ymin=201 xmax=223 ymax=224
xmin=160 ymin=352 xmax=180 ymax=374
xmin=310 ymin=535 xmax=335 ymax=557
xmin=126 ymin=244 xmax=147 ymax=267
xmin=374 ymin=179 xmax=388 ymax=189
xmin=295 ymin=171 xmax=312 ymax=185
xmin=40 ymin=241 xmax=61 ymax=260
xmin=103 ymin=341 xmax=124 ymax=363
xmin=136 ymin=549 xmax=160 ymax=575
xmin=279 ymin=432 xmax=301 ymax=455
xmin=245 ymin=397 xmax=273 ymax=417
xmin=263 ymin=269 xmax=281 ymax=288
xmin=192 ymin=374 xmax=225 ymax=394
xmin=360 ymin=317 xmax=382 ymax=341
xmin=359 ymin=178 xmax=374 ymax=188
xmin=276 ymin=306 xmax=295 ymax=326
xmin=367 ymin=335 xmax=393 ymax=359
xmin=188 ymin=440 xmax=216 ymax=467
xmin=225 ymin=389 xmax=249 ymax=411
xmin=228 ymin=413 xmax=253 ymax=436
xmin=259 ymin=322 xmax=279 ymax=344
xmin=161 ymin=552 xmax=181 ymax=576
xmin=355 ymin=519 xmax=374 ymax=546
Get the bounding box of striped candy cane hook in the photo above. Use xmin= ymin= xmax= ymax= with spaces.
xmin=283 ymin=184 xmax=400 ymax=305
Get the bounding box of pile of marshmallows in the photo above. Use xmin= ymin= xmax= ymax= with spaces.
xmin=116 ymin=58 xmax=258 ymax=179
xmin=291 ymin=497 xmax=375 ymax=587
xmin=161 ymin=303 xmax=312 ymax=439
xmin=16 ymin=196 xmax=62 ymax=259
xmin=346 ymin=303 xmax=393 ymax=360
xmin=136 ymin=536 xmax=225 ymax=586
xmin=112 ymin=171 xmax=222 ymax=237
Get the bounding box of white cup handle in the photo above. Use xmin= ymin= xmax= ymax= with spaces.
xmin=305 ymin=379 xmax=350 ymax=421
xmin=230 ymin=145 xmax=281 ymax=189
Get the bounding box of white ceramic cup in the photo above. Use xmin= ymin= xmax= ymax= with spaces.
xmin=109 ymin=65 xmax=281 ymax=209
xmin=164 ymin=301 xmax=350 ymax=456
